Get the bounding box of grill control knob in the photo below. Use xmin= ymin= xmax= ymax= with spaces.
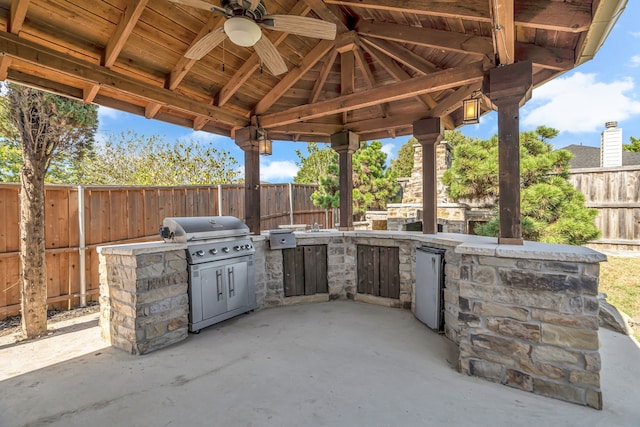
xmin=234 ymin=245 xmax=241 ymax=251
xmin=222 ymin=247 xmax=230 ymax=253
xmin=195 ymin=250 xmax=205 ymax=257
xmin=209 ymin=248 xmax=218 ymax=255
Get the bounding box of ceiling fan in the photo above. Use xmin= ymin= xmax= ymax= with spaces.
xmin=169 ymin=0 xmax=337 ymax=75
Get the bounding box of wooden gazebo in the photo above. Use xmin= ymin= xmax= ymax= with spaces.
xmin=0 ymin=0 xmax=626 ymax=242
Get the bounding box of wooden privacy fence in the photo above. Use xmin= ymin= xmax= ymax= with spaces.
xmin=0 ymin=183 xmax=330 ymax=318
xmin=568 ymin=166 xmax=640 ymax=249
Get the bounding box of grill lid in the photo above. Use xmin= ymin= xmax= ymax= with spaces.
xmin=160 ymin=216 xmax=249 ymax=242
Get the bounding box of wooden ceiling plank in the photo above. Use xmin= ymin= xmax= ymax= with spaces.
xmin=492 ymin=0 xmax=515 ymax=66
xmin=325 ymin=0 xmax=491 ymax=22
xmin=327 ymin=0 xmax=589 ymax=32
xmin=0 ymin=31 xmax=248 ymax=128
xmin=359 ymin=37 xmax=437 ymax=75
xmin=261 ymin=61 xmax=484 ymax=127
xmin=254 ymin=38 xmax=335 ymax=115
xmin=216 ymin=1 xmax=311 ymax=107
xmin=356 ymin=21 xmax=493 ymax=58
xmin=104 ymin=0 xmax=149 ymax=68
xmin=9 ymin=0 xmax=30 ymax=35
xmin=309 ymin=49 xmax=338 ymax=103
xmin=169 ymin=15 xmax=224 ymax=91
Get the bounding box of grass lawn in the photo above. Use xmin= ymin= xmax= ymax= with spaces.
xmin=599 ymin=256 xmax=640 ymax=341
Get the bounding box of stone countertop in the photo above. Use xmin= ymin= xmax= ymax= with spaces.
xmin=97 ymin=240 xmax=186 ymax=255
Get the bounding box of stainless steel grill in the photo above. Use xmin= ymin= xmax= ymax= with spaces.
xmin=160 ymin=216 xmax=256 ymax=333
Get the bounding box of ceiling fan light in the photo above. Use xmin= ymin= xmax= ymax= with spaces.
xmin=224 ymin=17 xmax=262 ymax=47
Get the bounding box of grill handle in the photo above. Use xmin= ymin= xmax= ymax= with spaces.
xmin=228 ymin=267 xmax=235 ymax=297
xmin=216 ymin=270 xmax=223 ymax=301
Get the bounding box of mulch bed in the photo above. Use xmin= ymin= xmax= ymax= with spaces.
xmin=0 ymin=303 xmax=99 ymax=338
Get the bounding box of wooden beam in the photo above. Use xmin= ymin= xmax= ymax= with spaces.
xmin=340 ymin=48 xmax=355 ymax=123
xmin=145 ymin=103 xmax=161 ymax=119
xmin=254 ymin=39 xmax=335 ymax=115
xmin=492 ymin=0 xmax=515 ymax=66
xmin=104 ymin=0 xmax=149 ymax=68
xmin=261 ymin=61 xmax=484 ymax=128
xmin=83 ymin=83 xmax=100 ymax=103
xmin=193 ymin=116 xmax=208 ymax=131
xmin=0 ymin=31 xmax=249 ymax=128
xmin=326 ymin=0 xmax=590 ymax=32
xmin=0 ymin=55 xmax=12 ymax=80
xmin=515 ymin=42 xmax=573 ymax=71
xmin=426 ymin=84 xmax=477 ymax=119
xmin=356 ymin=21 xmax=494 ymax=58
xmin=216 ymin=2 xmax=311 ymax=107
xmin=303 ymin=0 xmax=350 ymax=33
xmin=9 ymin=0 xmax=30 ymax=35
xmin=169 ymin=15 xmax=224 ymax=91
xmin=353 ymin=45 xmax=388 ymax=118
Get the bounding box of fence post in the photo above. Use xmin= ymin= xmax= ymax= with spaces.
xmin=78 ymin=185 xmax=87 ymax=307
xmin=288 ymin=183 xmax=294 ymax=225
xmin=217 ymin=184 xmax=223 ymax=216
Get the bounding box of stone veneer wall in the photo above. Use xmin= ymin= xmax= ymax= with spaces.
xmin=98 ymin=231 xmax=605 ymax=409
xmin=98 ymin=242 xmax=189 ymax=355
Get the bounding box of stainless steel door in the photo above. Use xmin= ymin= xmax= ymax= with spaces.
xmin=415 ymin=247 xmax=445 ymax=331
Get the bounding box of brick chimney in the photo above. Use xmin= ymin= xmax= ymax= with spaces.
xmin=600 ymin=121 xmax=622 ymax=168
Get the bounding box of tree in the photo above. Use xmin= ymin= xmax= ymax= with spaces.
xmin=390 ymin=137 xmax=417 ymax=178
xmin=293 ymin=142 xmax=336 ymax=184
xmin=81 ymin=131 xmax=240 ymax=185
xmin=624 ymin=136 xmax=640 ymax=152
xmin=442 ymin=126 xmax=600 ymax=245
xmin=7 ymin=84 xmax=98 ymax=338
xmin=311 ymin=141 xmax=398 ymax=221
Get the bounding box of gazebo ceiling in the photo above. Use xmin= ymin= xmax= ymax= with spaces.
xmin=0 ymin=0 xmax=625 ymax=142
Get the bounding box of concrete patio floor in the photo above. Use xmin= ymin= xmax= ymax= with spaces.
xmin=1 ymin=301 xmax=638 ymax=427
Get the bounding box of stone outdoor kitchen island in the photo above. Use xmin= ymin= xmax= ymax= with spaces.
xmin=99 ymin=231 xmax=606 ymax=410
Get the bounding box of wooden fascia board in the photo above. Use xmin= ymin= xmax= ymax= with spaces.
xmin=104 ymin=0 xmax=149 ymax=68
xmin=327 ymin=0 xmax=590 ymax=32
xmin=492 ymin=0 xmax=515 ymax=66
xmin=216 ymin=1 xmax=311 ymax=107
xmin=260 ymin=61 xmax=484 ymax=128
xmin=0 ymin=31 xmax=248 ymax=128
xmin=9 ymin=0 xmax=30 ymax=35
xmin=356 ymin=21 xmax=493 ymax=58
xmin=254 ymin=38 xmax=335 ymax=115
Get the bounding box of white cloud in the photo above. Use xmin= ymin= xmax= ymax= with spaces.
xmin=97 ymin=106 xmax=120 ymax=121
xmin=522 ymin=72 xmax=640 ymax=133
xmin=631 ymin=31 xmax=640 ymax=38
xmin=630 ymin=55 xmax=640 ymax=68
xmin=260 ymin=160 xmax=299 ymax=182
xmin=381 ymin=143 xmax=395 ymax=159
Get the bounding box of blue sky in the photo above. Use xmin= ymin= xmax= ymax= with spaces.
xmin=97 ymin=1 xmax=640 ymax=183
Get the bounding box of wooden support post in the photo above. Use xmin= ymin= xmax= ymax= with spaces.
xmin=331 ymin=131 xmax=360 ymax=231
xmin=413 ymin=118 xmax=443 ymax=235
xmin=235 ymin=126 xmax=261 ymax=235
xmin=483 ymin=60 xmax=533 ymax=245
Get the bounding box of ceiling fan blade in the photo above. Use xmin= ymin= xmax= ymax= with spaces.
xmin=168 ymin=0 xmax=226 ymax=15
xmin=254 ymin=35 xmax=288 ymax=76
xmin=262 ymin=15 xmax=337 ymax=40
xmin=185 ymin=28 xmax=227 ymax=60
xmin=247 ymin=0 xmax=261 ymax=12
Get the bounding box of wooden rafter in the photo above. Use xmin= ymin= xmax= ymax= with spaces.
xmin=353 ymin=43 xmax=388 ymax=118
xmin=261 ymin=61 xmax=484 ymax=128
xmin=359 ymin=37 xmax=437 ymax=75
xmin=0 ymin=31 xmax=248 ymax=128
xmin=491 ymin=0 xmax=515 ymax=66
xmin=254 ymin=38 xmax=335 ymax=115
xmin=303 ymin=0 xmax=350 ymax=33
xmin=9 ymin=0 xmax=30 ymax=35
xmin=309 ymin=49 xmax=338 ymax=103
xmin=325 ymin=0 xmax=491 ymax=21
xmin=0 ymin=55 xmax=12 ymax=80
xmin=357 ymin=21 xmax=493 ymax=58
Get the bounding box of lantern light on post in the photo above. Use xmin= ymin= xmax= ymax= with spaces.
xmin=256 ymin=128 xmax=272 ymax=156
xmin=462 ymin=94 xmax=480 ymax=125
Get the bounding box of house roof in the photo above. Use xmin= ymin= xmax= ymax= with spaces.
xmin=560 ymin=144 xmax=640 ymax=169
xmin=0 ymin=1 xmax=627 ymax=142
